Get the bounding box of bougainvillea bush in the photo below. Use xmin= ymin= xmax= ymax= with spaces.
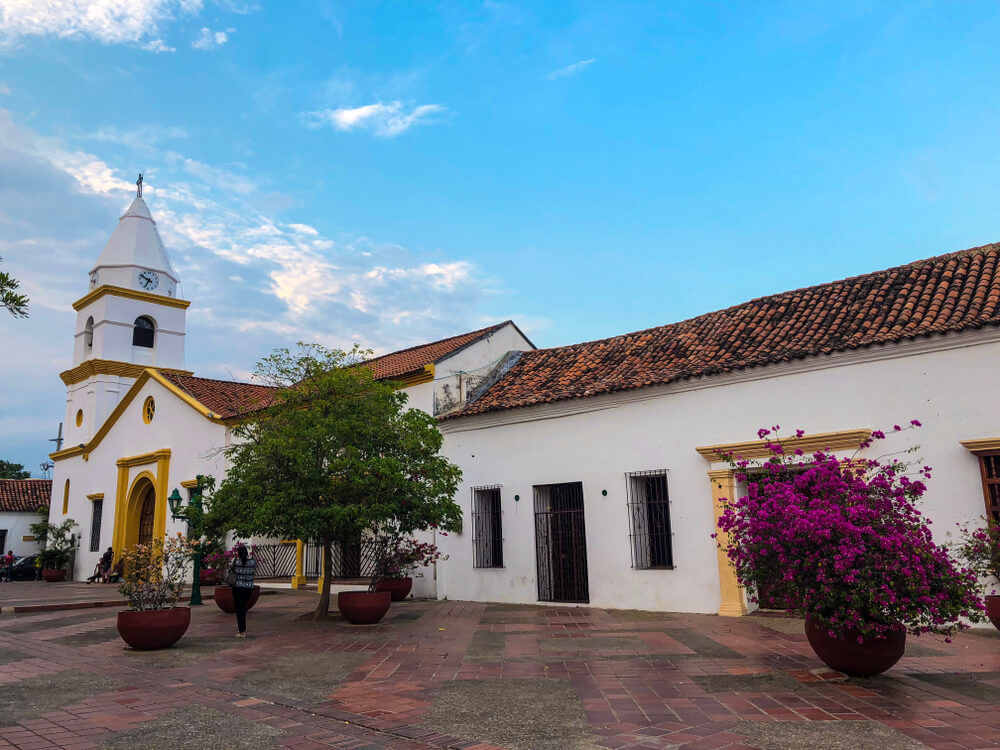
xmin=715 ymin=424 xmax=985 ymax=640
xmin=374 ymin=537 xmax=443 ymax=582
xmin=956 ymin=520 xmax=1000 ymax=595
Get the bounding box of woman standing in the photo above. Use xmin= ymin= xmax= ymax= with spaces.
xmin=230 ymin=545 xmax=256 ymax=639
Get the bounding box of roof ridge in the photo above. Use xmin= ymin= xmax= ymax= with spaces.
xmin=521 ymin=242 xmax=1000 ymax=356
xmin=162 ymin=371 xmax=276 ymax=389
xmin=449 ymin=241 xmax=1000 ymax=419
xmin=365 ymin=321 xmax=511 ymax=364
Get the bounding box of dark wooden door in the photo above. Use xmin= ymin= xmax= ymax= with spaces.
xmin=138 ymin=493 xmax=155 ymax=545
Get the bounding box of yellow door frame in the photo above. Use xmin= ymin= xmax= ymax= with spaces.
xmin=111 ymin=449 xmax=171 ymax=562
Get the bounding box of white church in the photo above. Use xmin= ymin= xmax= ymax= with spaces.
xmin=49 ymin=186 xmax=1000 ymax=617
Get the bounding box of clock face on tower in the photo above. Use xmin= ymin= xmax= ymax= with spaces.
xmin=138 ymin=270 xmax=159 ymax=291
xmin=89 ymin=272 xmax=99 ymax=289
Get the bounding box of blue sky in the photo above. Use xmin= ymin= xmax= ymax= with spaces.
xmin=1 ymin=1 xmax=999 ymax=474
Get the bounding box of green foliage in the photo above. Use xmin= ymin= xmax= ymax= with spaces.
xmin=0 ymin=460 xmax=30 ymax=479
xmin=29 ymin=517 xmax=78 ymax=569
xmin=204 ymin=343 xmax=462 ymax=618
xmin=0 ymin=257 xmax=29 ymax=319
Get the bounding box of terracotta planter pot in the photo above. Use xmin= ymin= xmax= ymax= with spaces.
xmin=375 ymin=577 xmax=413 ymax=601
xmin=986 ymin=595 xmax=1000 ymax=632
xmin=213 ymin=585 xmax=261 ymax=614
xmin=337 ymin=590 xmax=391 ymax=625
xmin=42 ymin=569 xmax=67 ymax=582
xmin=117 ymin=607 xmax=191 ymax=650
xmin=804 ymin=615 xmax=906 ymax=677
xmin=199 ymin=568 xmax=220 ymax=586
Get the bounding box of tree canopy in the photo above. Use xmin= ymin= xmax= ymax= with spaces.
xmin=0 ymin=460 xmax=30 ymax=479
xmin=0 ymin=257 xmax=29 ymax=319
xmin=205 ymin=343 xmax=462 ymax=619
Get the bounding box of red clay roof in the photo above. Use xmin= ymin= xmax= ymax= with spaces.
xmin=451 ymin=243 xmax=1000 ymax=419
xmin=0 ymin=479 xmax=51 ymax=513
xmin=159 ymin=373 xmax=278 ymax=419
xmin=364 ymin=321 xmax=515 ymax=380
xmin=157 ymin=322 xmax=520 ymax=418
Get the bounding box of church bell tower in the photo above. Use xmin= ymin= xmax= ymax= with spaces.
xmin=61 ymin=175 xmax=192 ymax=447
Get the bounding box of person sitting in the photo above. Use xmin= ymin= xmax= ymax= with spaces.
xmin=85 ymin=561 xmax=103 ymax=583
xmin=106 ymin=559 xmax=124 ymax=584
xmin=98 ymin=547 xmax=113 ymax=583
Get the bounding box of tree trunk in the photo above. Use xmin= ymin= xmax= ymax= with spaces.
xmin=314 ymin=532 xmax=332 ymax=620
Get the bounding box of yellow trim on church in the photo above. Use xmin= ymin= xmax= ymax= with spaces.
xmin=60 ymin=358 xmax=192 ymax=386
xmin=72 ymin=284 xmax=191 ymax=312
xmin=111 ymin=449 xmax=171 ymax=561
xmin=50 ymin=369 xmax=226 ymax=462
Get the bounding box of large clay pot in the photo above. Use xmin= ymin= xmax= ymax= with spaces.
xmin=42 ymin=569 xmax=67 ymax=582
xmin=213 ymin=585 xmax=261 ymax=614
xmin=375 ymin=577 xmax=413 ymax=602
xmin=199 ymin=568 xmax=220 ymax=586
xmin=337 ymin=590 xmax=391 ymax=625
xmin=117 ymin=607 xmax=191 ymax=650
xmin=986 ymin=595 xmax=1000 ymax=632
xmin=804 ymin=615 xmax=906 ymax=677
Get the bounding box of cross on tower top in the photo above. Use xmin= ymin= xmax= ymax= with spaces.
xmin=136 ymin=172 xmax=143 ymax=198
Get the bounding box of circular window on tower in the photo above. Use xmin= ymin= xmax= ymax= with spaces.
xmin=143 ymin=396 xmax=155 ymax=424
xmin=75 ymin=409 xmax=83 ymax=427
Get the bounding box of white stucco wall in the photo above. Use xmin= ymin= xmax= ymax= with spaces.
xmin=436 ymin=323 xmax=534 ymax=377
xmin=436 ymin=330 xmax=1000 ymax=613
xmin=0 ymin=511 xmax=45 ymax=557
xmin=50 ymin=376 xmax=229 ymax=580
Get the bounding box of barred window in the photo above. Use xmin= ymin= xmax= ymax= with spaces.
xmin=89 ymin=498 xmax=103 ymax=552
xmin=471 ymin=485 xmax=503 ymax=568
xmin=626 ymin=470 xmax=672 ymax=569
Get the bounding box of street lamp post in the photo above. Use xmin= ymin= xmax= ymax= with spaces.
xmin=168 ymin=475 xmax=205 ymax=606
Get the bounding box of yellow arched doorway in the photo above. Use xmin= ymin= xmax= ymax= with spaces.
xmin=111 ymin=450 xmax=172 ymax=562
xmin=122 ymin=473 xmax=158 ymax=550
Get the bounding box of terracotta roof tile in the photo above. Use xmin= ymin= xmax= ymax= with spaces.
xmin=452 ymin=243 xmax=1000 ymax=418
xmin=0 ymin=479 xmax=51 ymax=513
xmin=159 ymin=373 xmax=277 ymax=419
xmin=157 ymin=322 xmax=519 ymax=418
xmin=364 ymin=321 xmax=514 ymax=380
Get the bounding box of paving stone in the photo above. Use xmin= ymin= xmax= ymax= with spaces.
xmin=728 ymin=719 xmax=929 ymax=749
xmin=422 ymin=679 xmax=602 ymax=750
xmin=0 ymin=670 xmax=118 ymax=726
xmin=240 ymin=651 xmax=372 ymax=705
xmin=99 ymin=704 xmax=283 ymax=749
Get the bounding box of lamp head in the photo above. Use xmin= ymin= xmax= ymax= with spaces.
xmin=168 ymin=488 xmax=184 ymax=518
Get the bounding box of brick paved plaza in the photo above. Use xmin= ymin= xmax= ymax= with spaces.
xmin=1 ymin=587 xmax=999 ymax=750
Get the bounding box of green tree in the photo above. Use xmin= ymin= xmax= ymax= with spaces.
xmin=0 ymin=257 xmax=29 ymax=319
xmin=0 ymin=460 xmax=30 ymax=479
xmin=205 ymin=343 xmax=462 ymax=620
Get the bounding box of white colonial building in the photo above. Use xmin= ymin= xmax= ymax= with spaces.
xmin=47 ymin=187 xmax=533 ymax=596
xmin=434 ymin=245 xmax=1000 ymax=617
xmin=48 ymin=186 xmax=1000 ymax=618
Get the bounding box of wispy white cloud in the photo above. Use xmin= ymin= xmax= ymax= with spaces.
xmin=545 ymin=58 xmax=596 ymax=80
xmin=0 ymin=83 xmax=10 ymax=95
xmin=0 ymin=106 xmax=506 ymax=471
xmin=192 ymin=26 xmax=234 ymax=49
xmin=0 ymin=0 xmax=204 ymax=51
xmin=303 ymin=101 xmax=445 ymax=138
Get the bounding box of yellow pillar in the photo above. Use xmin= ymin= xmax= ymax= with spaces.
xmin=708 ymin=469 xmax=747 ymax=617
xmin=317 ymin=543 xmax=325 ymax=593
xmin=291 ymin=540 xmax=307 ymax=589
